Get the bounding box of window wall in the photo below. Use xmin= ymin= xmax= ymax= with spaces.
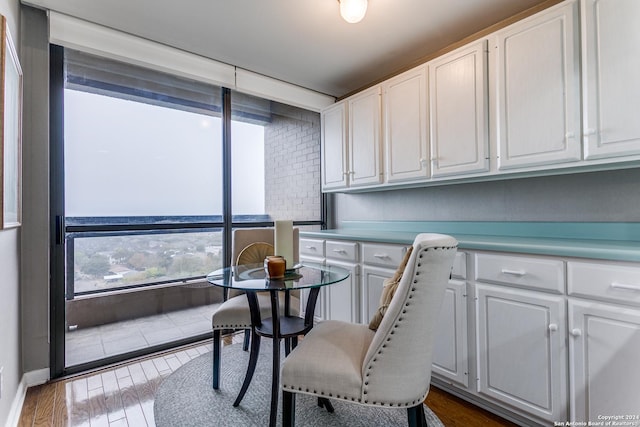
xmin=51 ymin=47 xmax=323 ymax=376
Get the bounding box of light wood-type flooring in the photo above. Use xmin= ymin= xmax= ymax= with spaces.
xmin=18 ymin=334 xmax=516 ymax=427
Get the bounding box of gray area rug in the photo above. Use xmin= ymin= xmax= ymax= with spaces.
xmin=154 ymin=341 xmax=444 ymax=426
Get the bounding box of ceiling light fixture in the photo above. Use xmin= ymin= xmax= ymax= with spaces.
xmin=339 ymin=0 xmax=368 ymax=24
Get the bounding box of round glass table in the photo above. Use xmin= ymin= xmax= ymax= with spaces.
xmin=206 ymin=262 xmax=350 ymax=427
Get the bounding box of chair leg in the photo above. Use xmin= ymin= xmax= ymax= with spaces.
xmin=233 ymin=329 xmax=261 ymax=407
xmin=212 ymin=330 xmax=221 ymax=389
xmin=284 ymin=336 xmax=299 ymax=357
xmin=317 ymin=397 xmax=335 ymax=413
xmin=283 ymin=390 xmax=295 ymax=427
xmin=406 ymin=403 xmax=427 ymax=427
xmin=242 ymin=328 xmax=250 ymax=351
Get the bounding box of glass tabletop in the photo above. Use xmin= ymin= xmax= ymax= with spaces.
xmin=206 ymin=262 xmax=350 ymax=291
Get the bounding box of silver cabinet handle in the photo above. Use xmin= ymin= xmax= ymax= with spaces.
xmin=305 ymin=245 xmax=316 ymax=250
xmin=373 ymin=253 xmax=389 ymax=259
xmin=548 ymin=323 xmax=558 ymax=332
xmin=570 ymin=328 xmax=582 ymax=337
xmin=501 ymin=269 xmax=526 ymax=276
xmin=332 ymin=249 xmax=347 ymax=254
xmin=611 ymin=282 xmax=640 ymax=292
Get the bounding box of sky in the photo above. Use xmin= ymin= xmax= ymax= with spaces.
xmin=64 ymin=90 xmax=265 ymax=217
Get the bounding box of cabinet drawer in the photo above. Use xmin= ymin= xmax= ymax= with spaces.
xmin=361 ymin=243 xmax=408 ymax=268
xmin=300 ymin=238 xmax=325 ymax=258
xmin=568 ymin=261 xmax=640 ymax=306
xmin=326 ymin=240 xmax=358 ymax=262
xmin=475 ymin=253 xmax=564 ymax=293
xmin=452 ymin=252 xmax=467 ymax=279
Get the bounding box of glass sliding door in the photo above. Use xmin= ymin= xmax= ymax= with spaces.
xmin=50 ymin=48 xmax=325 ymax=377
xmin=59 ymin=48 xmax=225 ymax=371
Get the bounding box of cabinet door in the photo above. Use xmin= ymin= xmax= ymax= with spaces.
xmin=300 ymin=256 xmax=326 ymax=321
xmin=494 ymin=1 xmax=581 ymax=170
xmin=325 ymin=260 xmax=359 ymax=323
xmin=321 ymin=102 xmax=348 ymax=190
xmin=432 ymin=279 xmax=469 ymax=388
xmin=582 ymin=0 xmax=640 ymax=159
xmin=361 ymin=265 xmax=395 ymax=325
xmin=383 ymin=66 xmax=430 ymax=183
xmin=476 ymin=284 xmax=567 ymax=422
xmin=430 ymin=40 xmax=489 ymax=177
xmin=348 ymin=87 xmax=383 ymax=187
xmin=569 ymin=299 xmax=640 ymax=421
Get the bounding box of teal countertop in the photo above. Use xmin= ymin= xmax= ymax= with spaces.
xmin=300 ymin=221 xmax=640 ymax=262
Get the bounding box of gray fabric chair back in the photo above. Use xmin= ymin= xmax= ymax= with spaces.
xmin=231 ymin=227 xmax=300 ymax=265
xmin=229 ymin=227 xmax=300 ymax=298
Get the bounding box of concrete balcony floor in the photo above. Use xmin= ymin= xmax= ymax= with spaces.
xmin=65 ymin=302 xmax=222 ymax=367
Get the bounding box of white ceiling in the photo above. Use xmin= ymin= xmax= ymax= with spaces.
xmin=25 ymin=0 xmax=549 ymax=98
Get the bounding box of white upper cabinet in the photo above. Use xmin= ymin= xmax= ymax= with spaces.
xmin=321 ymin=102 xmax=348 ymax=190
xmin=383 ymin=65 xmax=430 ymax=183
xmin=348 ymin=86 xmax=383 ymax=187
xmin=429 ymin=40 xmax=489 ymax=177
xmin=582 ymin=0 xmax=640 ymax=159
xmin=493 ymin=1 xmax=581 ymax=170
xmin=319 ymin=0 xmax=640 ymax=193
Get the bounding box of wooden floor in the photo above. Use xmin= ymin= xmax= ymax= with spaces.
xmin=18 ymin=334 xmax=516 ymax=427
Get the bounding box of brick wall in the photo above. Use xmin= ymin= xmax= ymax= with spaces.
xmin=264 ymin=102 xmax=321 ymax=221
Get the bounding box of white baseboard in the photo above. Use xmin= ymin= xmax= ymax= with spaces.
xmin=4 ymin=368 xmax=49 ymax=427
xmin=23 ymin=369 xmax=49 ymax=388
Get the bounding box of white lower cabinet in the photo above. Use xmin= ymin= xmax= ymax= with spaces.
xmin=432 ymin=278 xmax=469 ymax=388
xmin=568 ymin=299 xmax=640 ymax=422
xmin=325 ymin=260 xmax=359 ymax=323
xmin=325 ymin=240 xmax=360 ymax=323
xmin=431 ymin=251 xmax=469 ymax=388
xmin=473 ymin=251 xmax=567 ymax=423
xmin=360 ymin=242 xmax=409 ymax=324
xmin=361 ymin=265 xmax=395 ymax=325
xmin=301 ymin=235 xmax=640 ymax=425
xmin=475 ymin=283 xmax=567 ymax=422
xmin=567 ymin=259 xmax=640 ymax=421
xmin=299 ymin=238 xmax=360 ymax=323
xmin=299 ymin=256 xmax=326 ymax=321
xmin=299 ymin=238 xmax=327 ymax=321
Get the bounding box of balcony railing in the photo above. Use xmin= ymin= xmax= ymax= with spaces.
xmin=64 ymin=214 xmax=274 ymax=300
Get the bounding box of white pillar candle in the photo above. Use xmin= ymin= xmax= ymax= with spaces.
xmin=274 ymin=220 xmax=294 ymax=269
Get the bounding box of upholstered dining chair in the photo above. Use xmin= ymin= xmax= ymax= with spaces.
xmin=211 ymin=228 xmax=300 ymax=405
xmin=281 ymin=233 xmax=457 ymax=427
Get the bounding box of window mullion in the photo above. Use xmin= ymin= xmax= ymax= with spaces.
xmin=222 ymin=87 xmax=233 ymax=268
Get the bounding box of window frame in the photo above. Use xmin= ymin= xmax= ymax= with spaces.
xmin=49 ymin=45 xmax=326 ymax=377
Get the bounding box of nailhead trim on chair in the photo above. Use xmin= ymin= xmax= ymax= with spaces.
xmin=283 ymin=244 xmax=458 ymax=409
xmin=212 ymin=323 xmax=251 ymax=329
xmin=358 ymin=245 xmax=458 ymax=407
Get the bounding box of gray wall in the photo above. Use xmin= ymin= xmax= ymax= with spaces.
xmin=0 ymin=229 xmax=20 ymax=425
xmin=331 ymin=168 xmax=640 ymax=225
xmin=0 ymin=1 xmax=24 ymax=425
xmin=20 ymin=5 xmax=50 ymax=375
